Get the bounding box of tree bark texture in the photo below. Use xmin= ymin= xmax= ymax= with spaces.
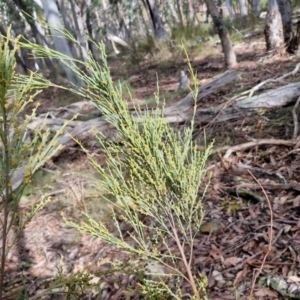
xmin=41 ymin=0 xmax=83 ymax=86
xmin=276 ymin=0 xmax=295 ymax=53
xmin=144 ymin=0 xmax=168 ymax=40
xmin=204 ymin=0 xmax=237 ymax=69
xmin=264 ymin=0 xmax=284 ymax=51
xmin=239 ymin=0 xmax=248 ymax=20
xmin=226 ymin=0 xmax=234 ymax=20
xmin=251 ymin=0 xmax=261 ymax=16
xmin=166 ymin=0 xmax=181 ymax=25
xmin=187 ymin=0 xmax=195 ymax=24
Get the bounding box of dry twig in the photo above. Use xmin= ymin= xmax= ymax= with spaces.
xmin=216 ymin=138 xmax=295 ymax=158
xmin=247 ymin=61 xmax=300 ymax=97
xmin=247 ymin=170 xmax=273 ymax=300
xmin=292 ymin=96 xmax=300 ymax=140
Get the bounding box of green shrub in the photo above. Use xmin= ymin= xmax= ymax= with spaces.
xmin=19 ymin=30 xmax=212 ymax=299
xmin=0 ymin=27 xmax=73 ymax=300
xmin=171 ymin=24 xmax=212 ymax=41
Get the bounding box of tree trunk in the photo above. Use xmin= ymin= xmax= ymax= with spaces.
xmin=69 ymin=0 xmax=90 ymax=62
xmin=58 ymin=0 xmax=79 ymax=60
xmin=251 ymin=0 xmax=261 ymax=16
xmin=204 ymin=0 xmax=237 ymax=69
xmin=57 ymin=0 xmax=74 ymax=38
xmin=86 ymin=0 xmax=99 ymax=61
xmin=186 ymin=0 xmax=195 ymax=24
xmin=264 ymin=0 xmax=284 ymax=52
xmin=13 ymin=0 xmax=57 ymax=76
xmin=41 ymin=0 xmax=83 ymax=86
xmin=239 ymin=0 xmax=248 ymax=21
xmin=138 ymin=1 xmax=151 ymax=35
xmin=167 ymin=0 xmax=181 ymax=25
xmin=176 ymin=0 xmax=185 ymax=26
xmin=226 ymin=0 xmax=234 ymax=20
xmin=116 ymin=2 xmax=130 ymax=39
xmin=276 ymin=0 xmax=295 ymax=53
xmin=143 ymin=0 xmax=168 ymax=41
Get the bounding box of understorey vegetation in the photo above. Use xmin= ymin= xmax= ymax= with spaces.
xmin=1 ymin=28 xmax=212 ymax=299
xmin=1 ymin=1 xmax=300 ymax=299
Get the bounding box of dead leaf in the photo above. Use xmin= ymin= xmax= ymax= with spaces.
xmin=209 ymin=249 xmax=220 ymax=260
xmin=279 ymin=195 xmax=288 ymax=205
xmin=287 ymin=275 xmax=300 ymax=283
xmin=293 ymin=195 xmax=300 ymax=206
xmin=282 ymin=265 xmax=289 ymax=277
xmin=212 ymin=270 xmax=224 ymax=282
xmin=243 ymin=239 xmax=257 ymax=253
xmin=224 ymin=256 xmax=241 ymax=267
xmin=208 ymin=275 xmax=215 ymax=288
xmin=231 ymin=224 xmax=244 ymax=234
xmin=254 ymin=287 xmax=278 ymax=298
xmin=284 ymin=224 xmax=292 ymax=233
xmin=234 ymin=267 xmax=248 ymax=285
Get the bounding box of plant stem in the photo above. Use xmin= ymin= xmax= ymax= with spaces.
xmin=172 ymin=226 xmax=199 ymax=299
xmin=0 ymin=120 xmax=10 ymax=300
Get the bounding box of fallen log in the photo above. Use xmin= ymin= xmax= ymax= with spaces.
xmin=164 ymin=70 xmax=238 ymax=114
xmin=9 ymin=72 xmax=300 ymax=193
xmin=165 ymin=82 xmax=300 ymax=123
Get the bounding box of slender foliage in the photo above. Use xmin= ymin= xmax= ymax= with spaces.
xmin=0 ymin=28 xmax=75 ymax=300
xmin=19 ymin=29 xmax=211 ymax=299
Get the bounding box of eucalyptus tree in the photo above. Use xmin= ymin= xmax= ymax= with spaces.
xmin=68 ymin=0 xmax=90 ymax=61
xmin=204 ymin=0 xmax=237 ymax=68
xmin=170 ymin=0 xmax=196 ymax=26
xmin=41 ymin=0 xmax=83 ymax=86
xmin=2 ymin=0 xmax=36 ymax=71
xmin=225 ymin=0 xmax=234 ymax=20
xmin=264 ymin=0 xmax=284 ymax=51
xmin=251 ymin=0 xmax=261 ymax=16
xmin=277 ymin=0 xmax=295 ymax=53
xmin=186 ymin=0 xmax=195 ymax=24
xmin=137 ymin=0 xmax=151 ymax=35
xmin=114 ymin=0 xmax=131 ymax=38
xmin=178 ymin=0 xmax=184 ymax=24
xmin=111 ymin=0 xmax=143 ymax=40
xmin=143 ymin=0 xmax=168 ymax=41
xmin=86 ymin=0 xmax=100 ymax=60
xmin=265 ymin=0 xmax=296 ymax=53
xmin=239 ymin=0 xmax=248 ymax=21
xmin=166 ymin=0 xmax=182 ymax=25
xmin=12 ymin=0 xmax=56 ymax=75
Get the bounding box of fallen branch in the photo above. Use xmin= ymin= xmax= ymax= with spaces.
xmin=165 ymin=82 xmax=300 ymax=124
xmin=164 ymin=70 xmax=238 ymax=114
xmin=209 ymin=138 xmax=296 ymax=158
xmin=292 ymin=96 xmax=300 ymax=140
xmin=230 ymin=183 xmax=300 ymax=192
xmin=247 ymin=61 xmax=300 ymax=98
xmin=12 ymin=72 xmax=300 ymax=193
xmin=248 ymin=170 xmax=273 ymax=300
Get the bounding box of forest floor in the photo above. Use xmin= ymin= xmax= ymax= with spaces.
xmin=3 ymin=33 xmax=300 ymax=299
